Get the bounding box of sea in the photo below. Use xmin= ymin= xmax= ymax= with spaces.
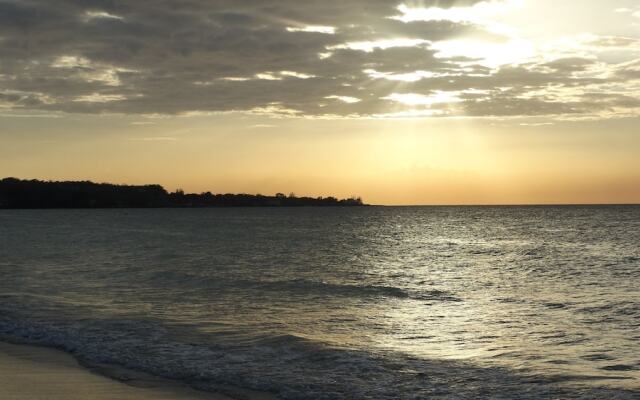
xmin=0 ymin=206 xmax=638 ymax=399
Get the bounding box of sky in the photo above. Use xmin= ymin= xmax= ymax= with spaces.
xmin=1 ymin=0 xmax=639 ymax=205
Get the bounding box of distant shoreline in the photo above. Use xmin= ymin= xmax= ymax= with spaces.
xmin=1 ymin=178 xmax=638 ymax=209
xmin=0 ymin=178 xmax=366 ymax=209
xmin=1 ymin=204 xmax=638 ymax=210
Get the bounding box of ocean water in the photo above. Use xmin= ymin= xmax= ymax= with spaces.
xmin=0 ymin=206 xmax=638 ymax=399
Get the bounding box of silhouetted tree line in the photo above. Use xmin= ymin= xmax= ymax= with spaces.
xmin=0 ymin=178 xmax=365 ymax=208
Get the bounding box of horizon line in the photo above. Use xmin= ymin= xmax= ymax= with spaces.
xmin=375 ymin=203 xmax=640 ymax=207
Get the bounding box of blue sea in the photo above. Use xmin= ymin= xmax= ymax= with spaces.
xmin=1 ymin=206 xmax=639 ymax=399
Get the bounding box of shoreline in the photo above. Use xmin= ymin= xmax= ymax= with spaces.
xmin=0 ymin=341 xmax=274 ymax=400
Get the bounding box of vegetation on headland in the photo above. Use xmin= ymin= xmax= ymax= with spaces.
xmin=0 ymin=178 xmax=365 ymax=208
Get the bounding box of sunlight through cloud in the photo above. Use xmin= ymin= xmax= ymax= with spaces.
xmin=394 ymin=1 xmax=524 ymax=35
xmin=328 ymin=39 xmax=429 ymax=52
xmin=73 ymin=93 xmax=127 ymax=103
xmin=431 ymin=39 xmax=535 ymax=68
xmin=325 ymin=95 xmax=362 ymax=104
xmin=286 ymin=26 xmax=336 ymax=34
xmin=84 ymin=10 xmax=124 ymax=20
xmin=364 ymin=69 xmax=451 ymax=82
xmin=383 ymin=91 xmax=462 ymax=106
xmin=2 ymin=0 xmax=639 ymax=121
xmin=279 ymin=71 xmax=316 ymax=79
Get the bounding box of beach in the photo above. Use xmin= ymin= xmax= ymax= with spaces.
xmin=0 ymin=342 xmax=271 ymax=400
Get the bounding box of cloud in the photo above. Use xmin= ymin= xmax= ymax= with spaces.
xmin=249 ymin=124 xmax=278 ymax=129
xmin=582 ymin=35 xmax=640 ymax=49
xmin=0 ymin=0 xmax=638 ymax=120
xmin=126 ymin=136 xmax=178 ymax=141
xmin=615 ymin=6 xmax=640 ymax=18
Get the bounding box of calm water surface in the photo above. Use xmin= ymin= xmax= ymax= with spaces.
xmin=1 ymin=207 xmax=639 ymax=399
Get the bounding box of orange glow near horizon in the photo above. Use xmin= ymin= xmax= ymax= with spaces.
xmin=1 ymin=113 xmax=639 ymax=205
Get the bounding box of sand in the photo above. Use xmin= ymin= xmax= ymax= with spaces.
xmin=0 ymin=342 xmax=273 ymax=400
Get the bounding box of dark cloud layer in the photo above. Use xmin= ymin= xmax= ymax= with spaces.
xmin=0 ymin=0 xmax=638 ymax=118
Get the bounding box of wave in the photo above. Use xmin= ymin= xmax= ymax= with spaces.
xmin=146 ymin=273 xmax=462 ymax=302
xmin=0 ymin=308 xmax=636 ymax=400
xmin=251 ymin=279 xmax=463 ymax=302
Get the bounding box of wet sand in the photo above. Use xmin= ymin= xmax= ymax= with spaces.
xmin=0 ymin=342 xmax=272 ymax=400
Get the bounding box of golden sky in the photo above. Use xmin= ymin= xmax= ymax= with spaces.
xmin=1 ymin=0 xmax=639 ymax=204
